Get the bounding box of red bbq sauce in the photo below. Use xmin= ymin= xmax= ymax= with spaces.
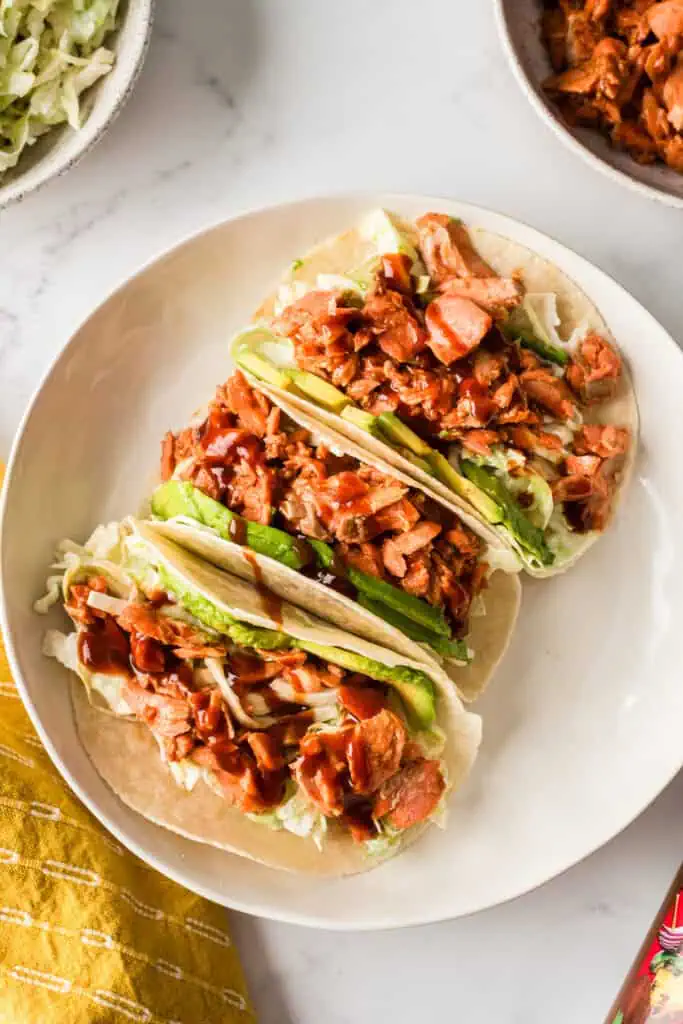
xmin=78 ymin=618 xmax=131 ymax=675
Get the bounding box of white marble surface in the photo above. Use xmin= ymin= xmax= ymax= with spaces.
xmin=1 ymin=1 xmax=682 ymax=1021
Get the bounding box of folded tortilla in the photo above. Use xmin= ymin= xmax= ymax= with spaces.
xmin=234 ymin=209 xmax=638 ymax=578
xmin=41 ymin=520 xmax=481 ymax=876
xmin=151 ymin=383 xmax=521 ymax=702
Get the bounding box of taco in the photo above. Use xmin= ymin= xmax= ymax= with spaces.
xmin=36 ymin=519 xmax=481 ymax=875
xmin=152 ymin=370 xmax=520 ymax=700
xmin=230 ymin=208 xmax=637 ymax=576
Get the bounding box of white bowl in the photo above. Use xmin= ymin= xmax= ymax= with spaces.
xmin=2 ymin=193 xmax=683 ymax=929
xmin=495 ymin=0 xmax=683 ymax=208
xmin=0 ymin=0 xmax=153 ymax=210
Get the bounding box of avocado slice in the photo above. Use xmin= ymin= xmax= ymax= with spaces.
xmin=288 ymin=369 xmax=350 ymax=413
xmin=346 ymin=565 xmax=449 ymax=637
xmin=152 ymin=482 xmax=310 ymax=571
xmin=307 ymin=538 xmax=449 ymax=638
xmin=357 ymin=596 xmax=469 ymax=663
xmin=340 ymin=405 xmax=385 ymax=438
xmin=460 ymin=460 xmax=554 ymax=567
xmin=297 ymin=639 xmax=436 ymax=728
xmin=402 ymin=452 xmax=436 ymax=477
xmin=377 ymin=412 xmax=432 ymax=458
xmin=154 ymin=483 xmax=451 ymax=640
xmin=155 ymin=562 xmax=293 ymax=649
xmin=427 ymin=452 xmax=503 ymax=524
xmin=502 ymin=324 xmax=568 ymax=367
xmin=145 ymin=553 xmax=437 ymax=725
xmin=234 ymin=351 xmax=293 ymax=390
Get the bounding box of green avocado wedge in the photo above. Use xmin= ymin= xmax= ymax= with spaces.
xmin=296 ymin=639 xmax=436 ymax=728
xmin=357 ymin=596 xmax=469 ymax=663
xmin=158 ymin=559 xmax=437 ymax=727
xmin=152 ymin=481 xmax=307 ymax=571
xmin=307 ymin=536 xmax=449 ymax=638
xmin=502 ymin=324 xmax=569 ymax=367
xmin=152 ymin=481 xmax=451 ymax=643
xmin=460 ymin=460 xmax=554 ymax=567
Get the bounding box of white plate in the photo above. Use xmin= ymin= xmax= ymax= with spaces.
xmin=2 ymin=194 xmax=682 ymax=930
xmin=495 ymin=0 xmax=683 ymax=208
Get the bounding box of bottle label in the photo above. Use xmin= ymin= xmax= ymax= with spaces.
xmin=610 ymin=885 xmax=683 ymax=1023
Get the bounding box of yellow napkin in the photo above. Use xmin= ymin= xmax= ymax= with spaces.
xmin=0 ymin=472 xmax=256 ymax=1023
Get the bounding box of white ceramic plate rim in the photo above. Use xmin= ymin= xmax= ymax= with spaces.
xmin=2 ymin=192 xmax=682 ymax=930
xmin=493 ymin=0 xmax=683 ymax=209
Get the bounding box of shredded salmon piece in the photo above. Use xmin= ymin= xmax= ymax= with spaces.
xmin=116 ymin=604 xmax=227 ymax=658
xmin=415 ymin=213 xmax=494 ymax=280
xmin=160 ymin=432 xmax=176 ymax=482
xmin=352 ymin=710 xmax=406 ymax=794
xmin=338 ymin=685 xmax=386 ymax=721
xmin=364 ymin=289 xmax=427 ymax=361
xmin=573 ymin=424 xmax=631 ymax=458
xmin=663 ymin=53 xmax=683 ymax=129
xmin=542 ymin=0 xmax=683 ymax=173
xmin=459 ymin=429 xmax=501 ymax=457
xmin=222 ymin=371 xmax=272 ymax=437
xmin=473 ymin=348 xmax=506 ymax=386
xmin=373 ymin=759 xmax=445 ymax=830
xmin=505 ymin=425 xmax=564 ymax=455
xmin=371 ymin=497 xmax=421 ymax=533
xmin=122 ymin=678 xmax=193 ymax=739
xmin=439 ymin=276 xmax=523 ymax=316
xmin=281 ymin=663 xmax=340 ymax=694
xmin=648 ymin=1 xmax=683 ymax=41
xmin=382 ymin=522 xmax=442 ymax=577
xmin=65 ymin=575 xmax=109 ymax=626
xmin=566 ymin=332 xmax=622 ymax=403
xmin=425 ymin=294 xmax=492 ymax=365
xmin=519 ymin=369 xmax=578 ymax=421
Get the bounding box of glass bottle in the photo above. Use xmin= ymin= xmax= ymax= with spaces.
xmin=606 ymin=863 xmax=683 ymax=1024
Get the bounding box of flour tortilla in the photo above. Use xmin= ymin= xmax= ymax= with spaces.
xmin=73 ymin=524 xmax=482 ymax=876
xmin=152 ymin=386 xmax=520 ymax=702
xmin=250 ymin=213 xmax=638 ymax=578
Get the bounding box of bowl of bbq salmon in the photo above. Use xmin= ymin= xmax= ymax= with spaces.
xmin=4 ymin=194 xmax=683 ymax=929
xmin=496 ymin=0 xmax=683 ymax=206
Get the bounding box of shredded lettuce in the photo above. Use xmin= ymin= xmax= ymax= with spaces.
xmin=507 ymin=473 xmax=554 ymax=530
xmin=413 ymin=724 xmax=447 ymax=760
xmin=167 ymin=758 xmax=202 ymax=792
xmin=248 ymin=788 xmax=328 ymax=851
xmin=359 ymin=209 xmax=421 ymax=265
xmin=0 ymin=0 xmax=119 ymax=176
xmin=468 ymin=447 xmax=555 ymax=531
xmin=34 ymin=521 xmax=133 ymax=614
xmin=364 ymin=824 xmax=403 ymax=858
xmin=34 ymin=573 xmax=63 ymax=612
xmin=522 ymin=293 xmax=563 ymax=348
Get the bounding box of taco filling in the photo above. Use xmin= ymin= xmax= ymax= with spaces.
xmin=38 ymin=524 xmax=453 ymax=856
xmin=154 ymin=371 xmax=503 ymax=663
xmin=232 ymin=210 xmax=633 ymax=570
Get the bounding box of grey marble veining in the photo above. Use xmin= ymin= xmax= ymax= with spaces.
xmin=1 ymin=2 xmax=682 ymax=1021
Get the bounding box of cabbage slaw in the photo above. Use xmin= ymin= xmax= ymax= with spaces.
xmin=0 ymin=0 xmax=119 ymax=175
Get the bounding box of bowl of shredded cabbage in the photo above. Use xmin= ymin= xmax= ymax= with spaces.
xmin=0 ymin=0 xmax=153 ymax=208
